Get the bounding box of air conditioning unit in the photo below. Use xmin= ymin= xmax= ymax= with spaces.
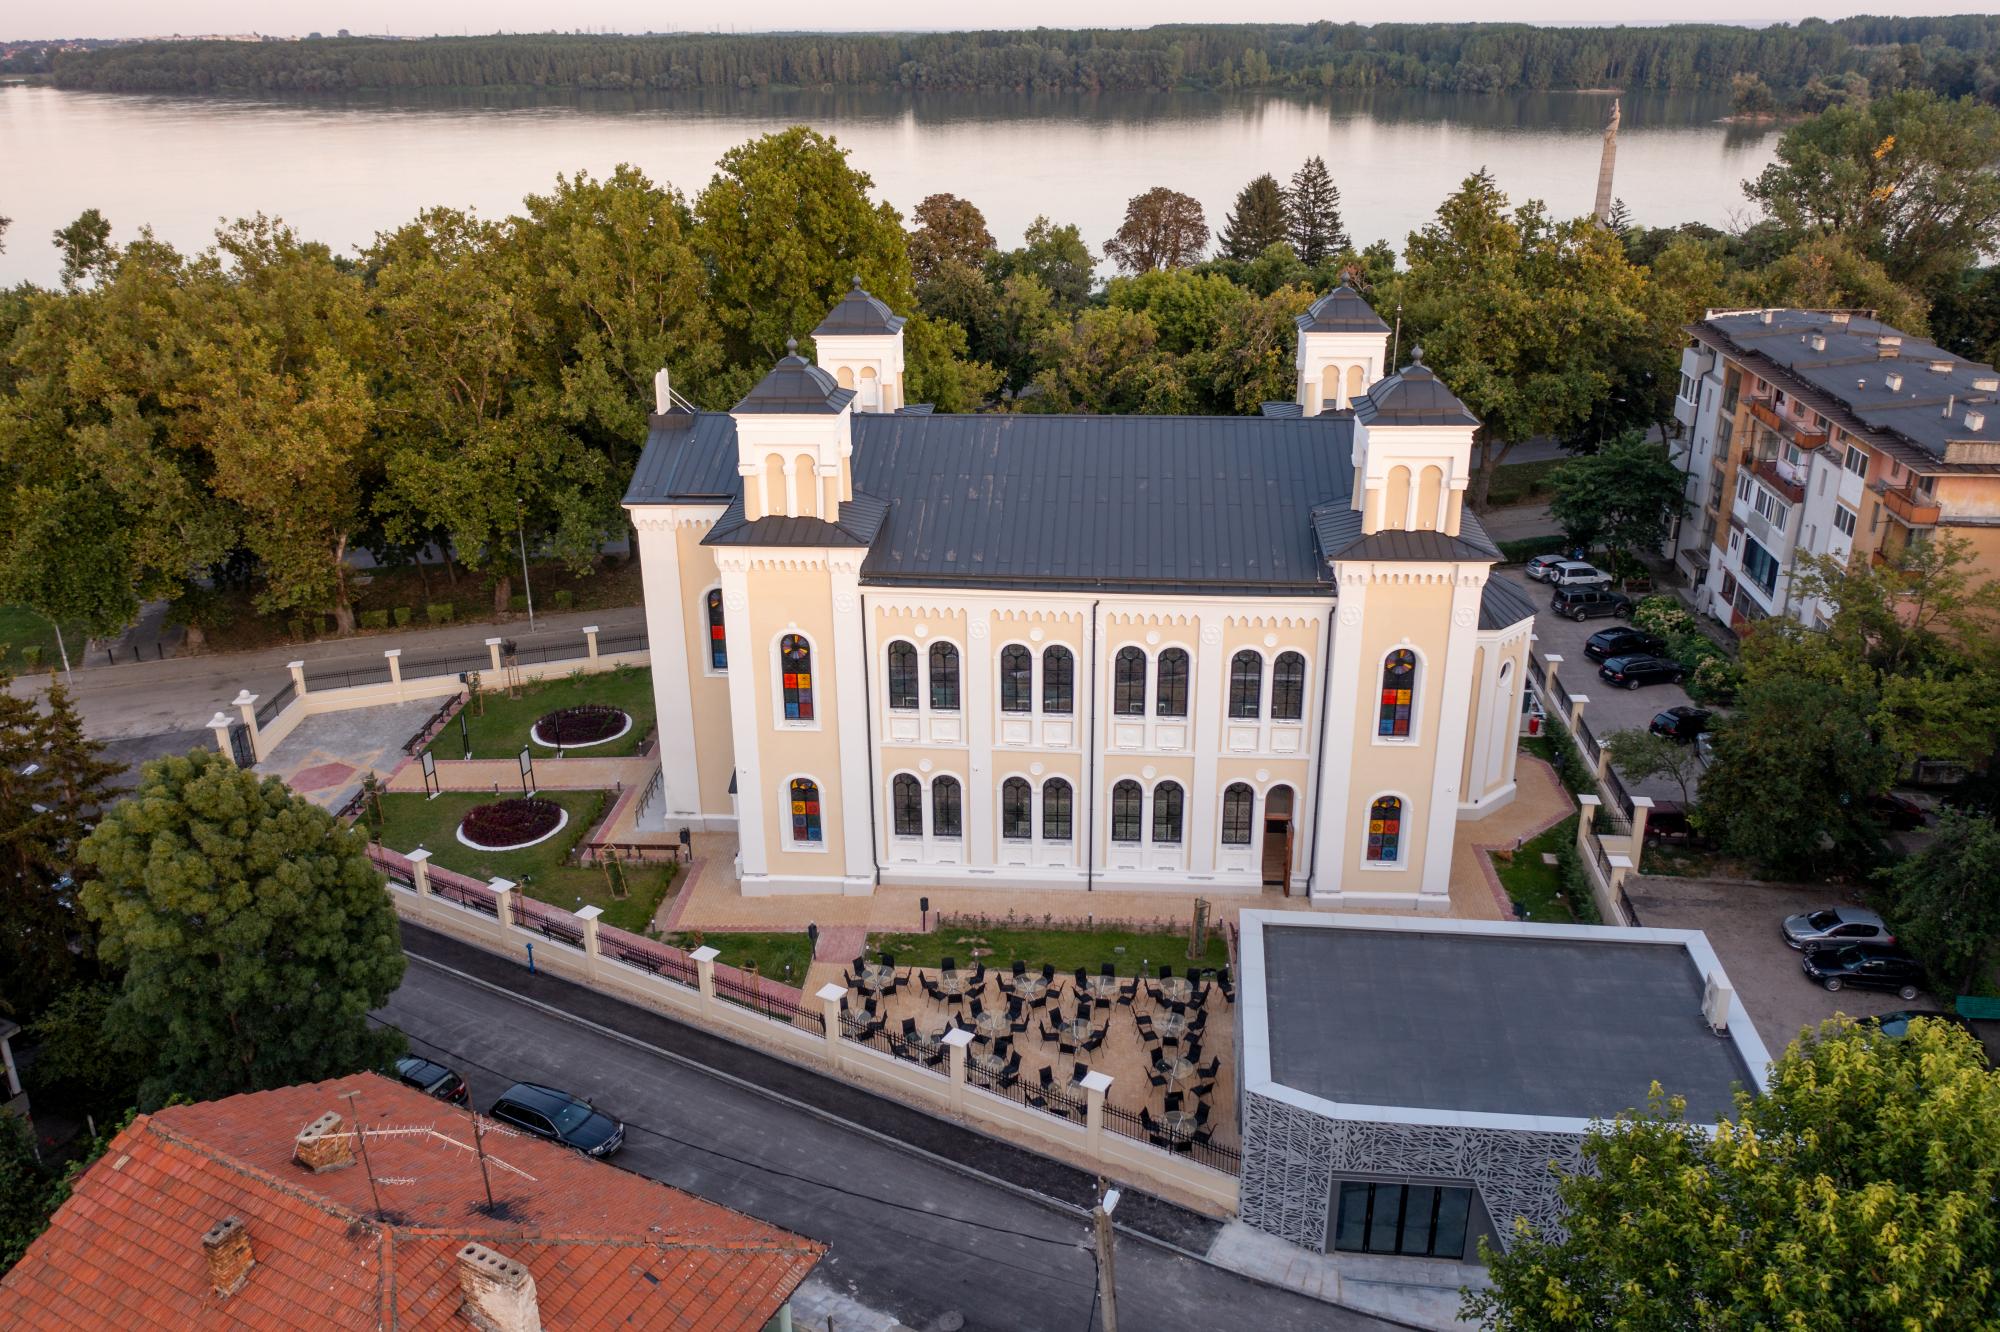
xmin=1702 ymin=975 xmax=1734 ymax=1035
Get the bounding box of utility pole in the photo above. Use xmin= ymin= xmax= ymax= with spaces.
xmin=516 ymin=504 xmax=536 ymax=633
xmin=1093 ymin=1183 xmax=1120 ymax=1332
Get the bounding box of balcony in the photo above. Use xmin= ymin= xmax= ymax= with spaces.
xmin=1876 ymin=481 xmax=1941 ymax=528
xmin=1748 ymin=459 xmax=1805 ymax=506
xmin=1748 ymin=400 xmax=1830 ymax=449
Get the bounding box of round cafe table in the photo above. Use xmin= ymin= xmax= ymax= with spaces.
xmin=1153 ymin=1011 xmax=1190 ymax=1041
xmin=1010 ymin=975 xmax=1050 ymax=1003
xmin=859 ymin=962 xmax=896 ymax=991
xmin=1162 ymin=1109 xmax=1197 ymax=1138
xmin=1156 ymin=976 xmax=1194 ymax=1004
xmin=970 ymin=1050 xmax=1009 ymax=1077
xmin=935 ymin=969 xmax=969 ymax=996
xmin=1084 ymin=975 xmax=1121 ymax=1001
xmin=1157 ymin=1055 xmax=1195 ymax=1084
xmin=1057 ymin=1017 xmax=1093 ymax=1044
xmin=975 ymin=1010 xmax=1012 ymax=1039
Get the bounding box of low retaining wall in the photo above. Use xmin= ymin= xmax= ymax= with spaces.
xmin=370 ymin=845 xmax=1239 ymax=1214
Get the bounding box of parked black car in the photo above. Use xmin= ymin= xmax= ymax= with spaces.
xmin=1649 ymin=705 xmax=1711 ymax=742
xmin=1598 ymin=654 xmax=1686 ymax=689
xmin=1800 ymin=944 xmax=1924 ymax=1000
xmin=394 ymin=1055 xmax=470 ymax=1105
xmin=1552 ymin=586 xmax=1633 ymax=621
xmin=1862 ymin=1009 xmax=1980 ymax=1042
xmin=489 ymin=1081 xmax=625 ymax=1157
xmin=1584 ymin=626 xmax=1666 ymax=663
xmin=1868 ymin=792 xmax=1928 ymax=832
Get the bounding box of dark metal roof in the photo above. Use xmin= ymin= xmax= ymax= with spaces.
xmin=1311 ymin=503 xmax=1502 ymax=564
xmin=1260 ymin=924 xmax=1753 ymax=1123
xmin=731 ymin=344 xmax=855 ymax=415
xmin=1295 ymin=285 xmax=1391 ymax=335
xmin=1479 ymin=575 xmax=1538 ymax=630
xmin=1259 ymin=401 xmax=1304 ymax=418
xmin=624 ymin=411 xmax=741 ymax=503
xmin=702 ymin=491 xmax=892 ymax=549
xmin=1353 ymin=350 xmax=1480 ymax=428
xmin=812 ymin=277 xmax=908 ymax=337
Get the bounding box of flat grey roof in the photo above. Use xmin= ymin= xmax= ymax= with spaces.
xmin=1261 ymin=924 xmax=1754 ymax=1123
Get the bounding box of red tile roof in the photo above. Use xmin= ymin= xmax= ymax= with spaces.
xmin=1 ymin=1072 xmax=822 ymax=1330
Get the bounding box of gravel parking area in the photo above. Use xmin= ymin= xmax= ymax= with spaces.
xmin=1502 ymin=567 xmax=1708 ymax=803
xmin=1623 ymin=875 xmax=1929 ymax=1056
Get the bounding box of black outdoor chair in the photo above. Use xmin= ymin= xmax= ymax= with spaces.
xmin=923 ymin=1045 xmax=948 ymax=1070
xmin=879 ymin=951 xmax=896 ymax=968
xmin=968 ymin=996 xmax=985 ymax=1020
xmin=1195 ymin=1102 xmax=1211 ymax=1126
xmin=1057 ymin=1036 xmax=1077 ymax=1056
xmin=971 ymin=962 xmax=987 ymax=986
xmin=1038 ymin=1065 xmax=1056 ymax=1091
xmin=1070 ymin=1062 xmax=1089 ymax=1086
xmin=1012 ymin=959 xmax=1027 ymax=978
xmin=851 ymin=955 xmax=866 ymax=974
xmin=1164 ymin=1090 xmax=1184 ymax=1112
xmin=1118 ymin=978 xmax=1139 ymax=1006
xmin=1100 ymin=961 xmax=1116 ymax=978
xmin=1197 ymin=1055 xmax=1222 ymax=1080
xmin=941 ymin=956 xmax=957 ymax=973
xmin=919 ymin=976 xmax=940 ymax=1001
xmin=900 ymin=1016 xmax=919 ymax=1039
xmin=1041 ymin=962 xmax=1057 ymax=982
xmin=1158 ymin=963 xmax=1174 ymax=980
xmin=1073 ymin=966 xmax=1089 ymax=988
xmin=1082 ymin=1029 xmax=1107 ymax=1053
xmin=1145 ymin=1066 xmax=1168 ymax=1090
xmin=1039 ymin=1021 xmax=1060 ymax=1043
xmin=1192 ymin=1127 xmax=1214 ymax=1147
xmin=1192 ymin=1080 xmax=1217 ymax=1099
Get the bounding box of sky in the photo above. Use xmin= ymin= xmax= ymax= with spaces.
xmin=18 ymin=2 xmax=2000 ymax=41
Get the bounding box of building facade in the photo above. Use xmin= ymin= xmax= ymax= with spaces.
xmin=625 ymin=285 xmax=1536 ymax=905
xmin=1671 ymin=308 xmax=2000 ymax=631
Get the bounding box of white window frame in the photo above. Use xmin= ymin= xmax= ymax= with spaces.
xmin=1371 ymin=644 xmax=1425 ymax=747
xmin=772 ymin=630 xmax=823 ymax=732
xmin=1359 ymin=789 xmax=1414 ymax=870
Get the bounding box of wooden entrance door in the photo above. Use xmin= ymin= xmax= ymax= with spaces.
xmin=1262 ymin=785 xmax=1295 ymax=891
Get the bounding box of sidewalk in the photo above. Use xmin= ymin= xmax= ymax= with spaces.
xmin=8 ymin=605 xmax=646 ymax=741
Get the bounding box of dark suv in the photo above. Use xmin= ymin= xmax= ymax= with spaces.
xmin=1552 ymin=586 xmax=1632 ymax=621
xmin=1584 ymin=626 xmax=1666 ymax=662
xmin=394 ymin=1055 xmax=469 ymax=1105
xmin=1801 ymin=945 xmax=1924 ymax=1000
xmin=490 ymin=1082 xmax=625 ymax=1157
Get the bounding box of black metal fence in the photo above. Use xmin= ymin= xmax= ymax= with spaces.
xmin=401 ymin=646 xmax=493 ymax=680
xmin=430 ymin=875 xmax=498 ymax=918
xmin=1550 ymin=671 xmax=1574 ymax=719
xmin=1602 ymin=761 xmax=1636 ymax=822
xmin=715 ymin=969 xmax=823 ymax=1034
xmin=597 ymin=927 xmax=697 ymax=988
xmin=1102 ymin=1103 xmax=1241 ymax=1176
xmin=303 ymin=661 xmax=394 ymax=691
xmin=1528 ymin=652 xmax=1548 ymax=691
xmin=1575 ymin=715 xmax=1602 ymax=768
xmin=512 ymin=896 xmax=585 ymax=948
xmin=255 ymin=679 xmax=296 ymax=727
xmin=596 ymin=631 xmax=649 ymax=656
xmin=966 ymin=1060 xmax=1087 ymax=1121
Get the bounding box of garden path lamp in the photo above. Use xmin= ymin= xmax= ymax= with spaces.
xmin=920 ymin=896 xmax=930 ymax=932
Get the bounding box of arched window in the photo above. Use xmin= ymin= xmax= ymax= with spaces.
xmin=1156 ymin=648 xmax=1189 ymax=718
xmin=1366 ymin=795 xmax=1404 ymax=863
xmin=1113 ymin=648 xmax=1147 ymax=716
xmin=929 ymin=642 xmax=960 ymax=711
xmin=789 ymin=778 xmax=823 ymax=844
xmin=1228 ymin=650 xmax=1263 ymax=719
xmin=1002 ymin=777 xmax=1032 ymax=840
xmin=1042 ymin=779 xmax=1072 ymax=841
xmin=1272 ymin=652 xmax=1306 ymax=721
xmin=780 ymin=635 xmax=814 ymax=722
xmin=1042 ymin=646 xmax=1074 ymax=715
xmin=1111 ymin=780 xmax=1143 ymax=842
xmin=886 ymin=640 xmax=918 ymax=710
xmin=1378 ymin=649 xmax=1417 ymax=738
xmin=1152 ymin=782 xmax=1184 ymax=844
xmin=1221 ymin=783 xmax=1255 ymax=845
xmin=705 ymin=589 xmax=728 ymax=671
xmin=892 ymin=773 xmax=922 ymax=836
xmin=932 ymin=776 xmax=962 ymax=838
xmin=1000 ymin=645 xmax=1033 ymax=713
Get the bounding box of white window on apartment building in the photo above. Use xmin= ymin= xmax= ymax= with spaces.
xmin=1834 ymin=505 xmax=1858 ymax=538
xmin=1752 ymin=487 xmax=1790 ymax=530
xmin=1678 ymin=371 xmax=1698 ymax=403
xmin=1845 ymin=444 xmax=1869 ymax=478
xmin=1736 ymin=472 xmax=1754 ymax=504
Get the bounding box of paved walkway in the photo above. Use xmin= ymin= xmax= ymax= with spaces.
xmin=254 ymin=698 xmax=442 ymax=811
xmin=1456 ymin=755 xmax=1577 ymax=920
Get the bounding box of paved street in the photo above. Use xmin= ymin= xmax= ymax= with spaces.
xmin=376 ymin=944 xmax=1400 ymax=1332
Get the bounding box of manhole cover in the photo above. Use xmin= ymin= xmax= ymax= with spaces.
xmin=929 ymin=1315 xmax=965 ymax=1332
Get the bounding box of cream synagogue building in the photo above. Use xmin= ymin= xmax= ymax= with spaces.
xmin=624 ymin=283 xmax=1536 ymax=907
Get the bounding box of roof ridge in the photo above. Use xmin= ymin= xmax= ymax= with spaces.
xmin=390 ymin=1228 xmax=822 ymax=1253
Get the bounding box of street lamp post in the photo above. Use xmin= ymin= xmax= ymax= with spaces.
xmin=516 ymin=506 xmax=536 ymax=634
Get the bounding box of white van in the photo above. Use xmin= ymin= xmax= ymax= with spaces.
xmin=1547 ymin=561 xmax=1612 ymax=589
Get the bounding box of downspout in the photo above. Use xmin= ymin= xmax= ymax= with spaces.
xmin=1304 ymin=575 xmax=1339 ymax=896
xmin=1084 ymin=598 xmax=1100 ymax=892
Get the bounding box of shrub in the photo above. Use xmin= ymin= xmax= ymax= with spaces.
xmin=1497 ymin=535 xmax=1566 ymax=565
xmin=19 ymin=645 xmax=42 ymax=668
xmin=534 ymin=704 xmax=628 ymax=745
xmin=550 ymin=590 xmax=574 ymax=611
xmin=392 ymin=606 xmax=413 ymax=627
xmin=1631 ymin=595 xmax=1696 ymax=641
xmin=458 ymin=797 xmax=563 ymax=848
xmin=287 ymin=618 xmax=309 ymax=640
xmin=509 ymin=594 xmax=529 ymax=613
xmin=0 ymin=642 xmax=11 ymax=663
xmin=359 ymin=609 xmax=390 ymax=630
xmin=1686 ymin=655 xmax=1743 ymax=705
xmin=425 ymin=603 xmax=454 ymax=625
xmin=1555 ymin=836 xmax=1601 ymax=924
xmin=1536 ymin=711 xmax=1597 ymax=796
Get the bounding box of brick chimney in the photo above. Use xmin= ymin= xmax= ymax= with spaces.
xmin=200 ymin=1216 xmax=254 ymax=1298
xmin=292 ymin=1110 xmax=354 ymax=1173
xmin=457 ymin=1242 xmax=542 ymax=1332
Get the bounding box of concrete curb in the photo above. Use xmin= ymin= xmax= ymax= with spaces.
xmin=399 ymin=948 xmax=1429 ymax=1332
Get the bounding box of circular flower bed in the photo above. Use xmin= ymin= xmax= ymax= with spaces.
xmin=530 ymin=704 xmax=632 ymax=749
xmin=457 ymin=797 xmax=567 ymax=851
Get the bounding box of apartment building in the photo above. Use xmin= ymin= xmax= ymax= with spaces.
xmin=1671 ymin=308 xmax=2000 ymax=630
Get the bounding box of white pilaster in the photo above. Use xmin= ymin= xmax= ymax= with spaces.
xmin=966 ymin=607 xmax=995 ymax=866
xmin=829 ymin=556 xmax=875 ymax=892
xmin=1189 ymin=611 xmax=1224 ymax=873
xmin=717 ymin=557 xmax=768 ymax=878
xmin=1423 ymin=568 xmax=1488 ymax=902
xmin=1311 ymin=570 xmax=1368 ymax=897
xmin=628 ymin=510 xmax=705 ymax=824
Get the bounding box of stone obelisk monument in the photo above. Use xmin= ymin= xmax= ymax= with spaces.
xmin=1593 ymin=98 xmax=1621 ymax=224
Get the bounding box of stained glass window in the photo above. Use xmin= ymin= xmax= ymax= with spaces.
xmin=781 ymin=635 xmax=814 ymax=722
xmin=929 ymin=642 xmax=960 ymax=711
xmin=1152 ymin=781 xmax=1184 ymax=844
xmin=790 ymin=777 xmax=823 ymax=843
xmin=1366 ymin=795 xmax=1403 ymax=863
xmin=1113 ymin=648 xmax=1146 ymax=716
xmin=1378 ymin=649 xmax=1416 ymax=738
xmin=1111 ymin=780 xmax=1142 ymax=842
xmin=1228 ymin=651 xmax=1262 ymax=719
xmin=705 ymin=589 xmax=727 ymax=670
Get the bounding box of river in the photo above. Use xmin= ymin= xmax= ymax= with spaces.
xmin=0 ymin=84 xmax=1779 ymax=286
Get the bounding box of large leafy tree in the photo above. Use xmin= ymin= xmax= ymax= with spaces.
xmin=990 ymin=215 xmax=1096 ymax=309
xmin=901 ymin=311 xmax=1001 ymax=412
xmin=1286 ymin=156 xmax=1349 ymax=265
xmin=1398 ymin=171 xmax=1653 ymax=507
xmin=1745 ymin=90 xmax=2000 ymax=292
xmin=1546 ymin=432 xmax=1685 ymax=569
xmin=1029 ymin=307 xmax=1187 ymax=414
xmin=1218 ymin=173 xmax=1290 ymax=262
xmin=1104 ymin=268 xmax=1250 ymax=356
xmin=1190 ymin=283 xmax=1319 ymax=414
xmin=78 ymin=749 xmax=405 ymax=1108
xmin=1103 ymin=187 xmax=1210 ymax=274
xmin=1466 ymin=1019 xmax=2000 ymax=1331
xmin=1877 ymin=810 xmax=2000 ymax=996
xmin=693 ymin=125 xmax=915 ymax=391
xmin=907 ymin=192 xmax=994 ymax=284
xmin=1732 ymin=233 xmax=1929 ymax=334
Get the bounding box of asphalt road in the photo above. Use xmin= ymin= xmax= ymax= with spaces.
xmin=376 ymin=958 xmax=1398 ymax=1332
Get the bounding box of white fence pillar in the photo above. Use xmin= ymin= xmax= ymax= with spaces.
xmin=385 ymin=649 xmax=403 ymax=694
xmin=489 ymin=877 xmax=516 ymax=931
xmin=583 ymin=625 xmax=601 ymax=661
xmin=1080 ymin=1070 xmax=1114 ymax=1158
xmin=288 ymin=659 xmax=309 ymax=698
xmin=407 ymin=848 xmax=432 ymax=896
xmin=942 ymin=1027 xmax=974 ymax=1114
xmin=1543 ymin=653 xmax=1564 ymax=694
xmin=1630 ymin=796 xmax=1654 ymax=870
xmin=575 ymin=905 xmax=602 ymax=979
xmin=691 ymin=945 xmax=720 ymax=1018
xmin=486 ymin=637 xmax=505 ymax=672
xmin=232 ymin=690 xmax=262 ymax=760
xmin=816 ymin=982 xmax=847 ymax=1065
xmin=1576 ymin=793 xmax=1601 ymax=843
xmin=208 ymin=711 xmax=236 ymax=766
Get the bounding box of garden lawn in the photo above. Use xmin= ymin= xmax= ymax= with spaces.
xmin=1493 ymin=815 xmax=1586 ymax=923
xmin=865 ymin=925 xmax=1229 ymax=976
xmin=1482 ymin=457 xmax=1565 ymax=508
xmin=0 ymin=605 xmax=82 ymax=672
xmin=667 ymin=931 xmax=814 ymax=987
xmin=369 ymin=789 xmax=673 ymax=933
xmin=428 ymin=666 xmax=655 ymax=760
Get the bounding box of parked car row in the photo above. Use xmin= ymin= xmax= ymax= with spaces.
xmin=393 ymin=1055 xmax=624 ymax=1157
xmin=1775 ymin=906 xmax=1923 ymax=999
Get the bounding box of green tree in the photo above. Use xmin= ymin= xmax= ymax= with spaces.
xmin=1103 ymin=186 xmax=1210 ymax=274
xmin=1218 ymin=173 xmax=1290 ymax=262
xmin=986 ymin=273 xmax=1063 ymax=392
xmin=78 ymin=749 xmax=406 ymax=1108
xmin=1733 ymin=233 xmax=1929 ymax=334
xmin=693 ymin=126 xmax=915 ymax=386
xmin=1029 ymin=307 xmax=1187 ymax=414
xmin=1546 ymin=432 xmax=1685 ymax=570
xmin=1602 ymin=728 xmax=1703 ymax=808
xmin=907 ymin=192 xmax=994 ymax=285
xmin=53 ymin=208 xmax=113 ymax=290
xmin=1877 ymin=810 xmax=2000 ymax=995
xmin=902 ymin=311 xmax=1001 ymax=412
xmin=0 ymin=1110 xmax=57 ymax=1272
xmin=1286 ymin=156 xmax=1349 ymax=265
xmin=1466 ymin=1019 xmax=2000 ymax=1331
xmin=1745 ymin=90 xmax=2000 ymax=291
xmin=916 ymin=256 xmax=1000 ymax=357
xmin=1104 ymin=268 xmax=1249 ymax=356
xmin=1195 ymin=283 xmax=1318 ymax=414
xmin=27 ymin=982 xmax=145 ymax=1125
xmin=992 ymin=215 xmax=1095 ymax=309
